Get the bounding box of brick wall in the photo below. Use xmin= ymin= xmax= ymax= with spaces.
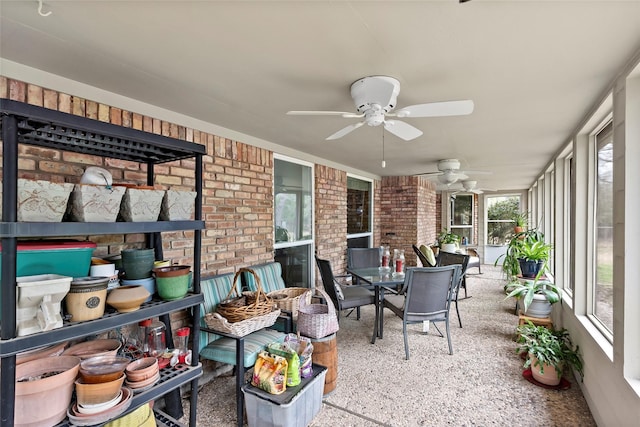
xmin=0 ymin=77 xmax=275 ymax=277
xmin=314 ymin=164 xmax=347 ymax=280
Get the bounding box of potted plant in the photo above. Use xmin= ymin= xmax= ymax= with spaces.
xmin=437 ymin=229 xmax=460 ymax=253
xmin=517 ymin=239 xmax=552 ymax=279
xmin=512 ymin=211 xmax=529 ymax=234
xmin=495 ymin=228 xmax=548 ymax=280
xmin=515 ymin=321 xmax=584 ymax=386
xmin=505 ymin=277 xmax=561 ymax=318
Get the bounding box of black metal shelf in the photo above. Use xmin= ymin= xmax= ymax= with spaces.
xmin=1 ymin=99 xmax=204 ymax=427
xmin=0 ymin=294 xmax=204 ymax=357
xmin=0 ymin=220 xmax=205 ymax=238
xmin=0 ymin=99 xmax=206 ymax=164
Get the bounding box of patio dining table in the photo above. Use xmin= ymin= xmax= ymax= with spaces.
xmin=347 ymin=267 xmax=405 ymax=344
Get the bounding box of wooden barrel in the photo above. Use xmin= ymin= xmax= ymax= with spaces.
xmin=309 ymin=333 xmax=337 ymax=395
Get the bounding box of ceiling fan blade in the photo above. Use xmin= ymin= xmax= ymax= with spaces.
xmin=459 ymin=169 xmax=492 ymax=175
xmin=287 ymin=111 xmax=364 ymax=118
xmin=383 ymin=120 xmax=423 ymax=141
xmin=393 ymin=100 xmax=474 ymax=118
xmin=326 ymin=121 xmax=365 ymax=140
xmin=414 ymin=171 xmax=443 ymax=177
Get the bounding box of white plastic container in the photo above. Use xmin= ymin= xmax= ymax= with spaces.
xmin=242 ymin=365 xmax=327 ymax=427
xmin=16 ymin=274 xmax=73 ymax=336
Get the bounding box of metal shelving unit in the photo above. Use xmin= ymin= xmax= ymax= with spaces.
xmin=1 ymin=99 xmax=206 ymax=427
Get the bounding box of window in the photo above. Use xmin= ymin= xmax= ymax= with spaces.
xmin=274 ymin=157 xmax=313 ymax=287
xmin=486 ymin=195 xmax=521 ymax=245
xmin=347 ymin=176 xmax=373 ymax=248
xmin=593 ymin=121 xmax=613 ymax=334
xmin=450 ymin=194 xmax=473 ymax=245
xmin=564 ymin=154 xmax=574 ymax=295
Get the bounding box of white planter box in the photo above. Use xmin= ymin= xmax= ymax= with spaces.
xmin=9 ymin=179 xmax=75 ymax=222
xmin=119 ymin=188 xmax=165 ymax=222
xmin=160 ymin=190 xmax=197 ymax=220
xmin=69 ymin=184 xmax=126 ymax=222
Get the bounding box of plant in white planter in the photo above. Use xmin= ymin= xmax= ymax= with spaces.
xmin=505 ymin=277 xmax=561 ymax=318
xmin=516 ymin=321 xmax=583 ymax=386
xmin=437 ymin=229 xmax=460 ymax=253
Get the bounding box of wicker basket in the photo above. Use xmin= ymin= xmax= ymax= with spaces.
xmin=266 ymin=287 xmax=308 ymax=315
xmin=215 ymin=268 xmax=274 ymax=323
xmin=204 ymin=309 xmax=281 ymax=337
xmin=297 ymin=288 xmax=339 ymax=339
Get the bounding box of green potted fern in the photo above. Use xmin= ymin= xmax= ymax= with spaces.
xmin=516 ymin=321 xmax=584 ymax=386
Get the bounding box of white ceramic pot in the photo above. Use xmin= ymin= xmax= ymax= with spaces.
xmin=441 ymin=243 xmax=458 ymax=253
xmin=119 ymin=188 xmax=165 ymax=222
xmin=524 ymin=293 xmax=553 ymax=318
xmin=160 ymin=190 xmax=197 ymax=220
xmin=69 ymin=184 xmax=126 ymax=222
xmin=16 ymin=179 xmax=75 ymax=222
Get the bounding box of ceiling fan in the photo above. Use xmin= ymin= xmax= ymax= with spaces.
xmin=447 ymin=180 xmax=495 ymax=195
xmin=287 ymin=75 xmax=474 ymax=141
xmin=415 ymin=159 xmax=491 ymax=185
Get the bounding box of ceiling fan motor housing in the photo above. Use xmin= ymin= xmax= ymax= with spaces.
xmin=437 ymin=159 xmax=461 ymax=172
xmin=350 ymin=75 xmax=400 ymax=114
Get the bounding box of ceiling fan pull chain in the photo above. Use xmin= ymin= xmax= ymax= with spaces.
xmin=381 ymin=126 xmax=386 ymax=168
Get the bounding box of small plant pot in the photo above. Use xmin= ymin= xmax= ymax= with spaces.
xmin=119 ymin=187 xmax=165 ymax=222
xmin=524 ymin=293 xmax=553 ymax=318
xmin=155 ymin=273 xmax=190 ymax=301
xmin=518 ymin=259 xmax=544 ymax=278
xmin=121 ymin=248 xmax=155 ymax=280
xmin=65 ymin=277 xmax=109 ymax=322
xmin=15 ymin=355 xmax=81 ymax=427
xmin=529 ymin=354 xmax=562 ymax=386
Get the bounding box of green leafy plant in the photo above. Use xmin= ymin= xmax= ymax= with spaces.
xmin=512 ymin=211 xmax=529 ymax=228
xmin=518 ymin=240 xmax=552 ymax=262
xmin=437 ymin=229 xmax=460 ymax=245
xmin=495 ymin=228 xmax=548 ymax=280
xmin=505 ymin=279 xmax=561 ymax=312
xmin=516 ymin=321 xmax=584 ymax=380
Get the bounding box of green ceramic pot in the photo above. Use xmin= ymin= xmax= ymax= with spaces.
xmin=155 ymin=273 xmax=189 ymax=301
xmin=121 ymin=248 xmax=155 ymax=280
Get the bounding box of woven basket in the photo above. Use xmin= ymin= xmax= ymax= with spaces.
xmin=266 ymin=287 xmax=308 ymax=314
xmin=204 ymin=309 xmax=281 ymax=337
xmin=215 ymin=268 xmax=274 ymax=323
xmin=297 ymin=288 xmax=339 ymax=339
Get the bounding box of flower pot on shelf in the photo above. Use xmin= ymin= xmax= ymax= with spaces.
xmin=9 ymin=179 xmax=75 ymax=222
xmin=69 ymin=184 xmax=126 ymax=222
xmin=15 ymin=355 xmax=81 ymax=427
xmin=119 ymin=187 xmax=165 ymax=222
xmin=160 ymin=190 xmax=197 ymax=220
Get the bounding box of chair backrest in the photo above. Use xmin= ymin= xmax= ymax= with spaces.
xmin=437 ymin=251 xmax=470 ymax=276
xmin=347 ymin=247 xmax=380 ymax=269
xmin=199 ymin=272 xmax=241 ymax=345
xmin=403 ymin=265 xmax=461 ymax=322
xmin=242 ymin=262 xmax=286 ymax=293
xmin=314 ymin=256 xmax=340 ymax=308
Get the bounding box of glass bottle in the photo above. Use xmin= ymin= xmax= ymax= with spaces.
xmin=147 ymin=319 xmax=167 ymax=358
xmin=379 ymin=246 xmax=391 ymax=272
xmin=393 ymin=249 xmax=405 ymax=277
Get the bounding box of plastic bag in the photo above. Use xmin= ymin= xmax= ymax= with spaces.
xmin=284 ymin=333 xmax=314 ymax=378
xmin=251 ymin=351 xmax=288 ymax=394
xmin=268 ymin=342 xmax=301 ymax=387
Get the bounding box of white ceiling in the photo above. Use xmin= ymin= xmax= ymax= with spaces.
xmin=2 ymin=1 xmax=640 ymax=191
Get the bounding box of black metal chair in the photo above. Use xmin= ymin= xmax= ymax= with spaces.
xmin=383 ymin=265 xmax=462 ymax=359
xmin=412 ymin=244 xmax=438 ymax=267
xmin=436 ymin=251 xmax=470 ymax=328
xmin=315 ymin=256 xmax=375 ymax=321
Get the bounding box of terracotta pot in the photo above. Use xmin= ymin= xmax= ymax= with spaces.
xmin=75 ymin=373 xmax=125 ymax=406
xmin=530 ymin=354 xmax=562 ymax=386
xmin=79 ymin=355 xmax=131 ymax=384
xmin=15 ymin=355 xmax=81 ymax=427
xmin=125 ymin=357 xmax=159 ymax=382
xmin=16 ymin=341 xmax=68 ymax=365
xmin=106 ymin=285 xmax=151 ymax=312
xmin=63 ymin=339 xmax=122 ymax=360
xmin=153 ymin=265 xmax=191 ymax=278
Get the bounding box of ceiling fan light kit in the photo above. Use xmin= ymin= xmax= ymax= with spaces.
xmin=287 ymin=75 xmax=474 ymax=141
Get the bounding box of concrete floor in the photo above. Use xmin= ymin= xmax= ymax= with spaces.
xmin=178 ymin=266 xmax=595 ymax=426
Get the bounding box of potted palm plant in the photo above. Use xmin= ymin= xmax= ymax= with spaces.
xmin=437 ymin=229 xmax=460 ymax=253
xmin=512 ymin=211 xmax=529 ymax=234
xmin=516 ymin=321 xmax=584 ymax=386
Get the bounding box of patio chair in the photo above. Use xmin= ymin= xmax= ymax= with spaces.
xmin=347 ymin=247 xmax=381 ymax=286
xmin=413 ymin=244 xmax=438 ymax=267
xmin=466 ymin=247 xmax=482 ymax=274
xmin=436 ymin=251 xmax=470 ymax=328
xmin=315 ymin=256 xmax=375 ymax=321
xmin=383 ymin=265 xmax=461 ymax=359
